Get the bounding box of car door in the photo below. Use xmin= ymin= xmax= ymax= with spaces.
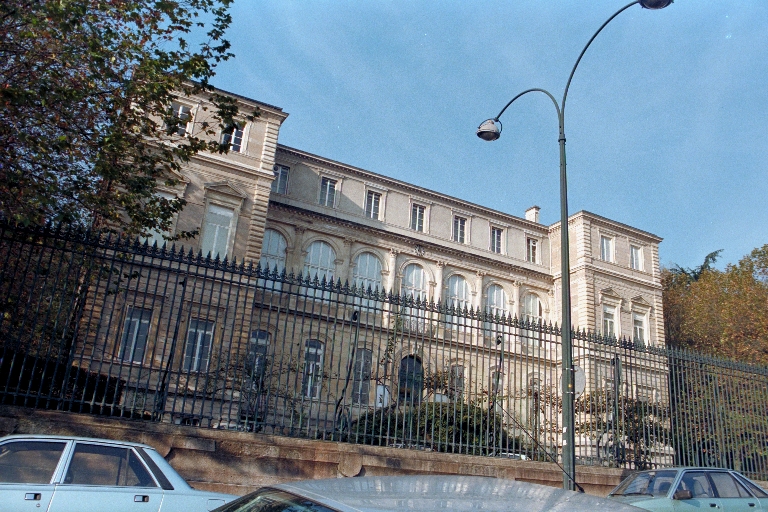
xmin=0 ymin=439 xmax=70 ymax=512
xmin=673 ymin=471 xmax=723 ymax=512
xmin=709 ymin=472 xmax=761 ymax=512
xmin=48 ymin=441 xmax=163 ymax=512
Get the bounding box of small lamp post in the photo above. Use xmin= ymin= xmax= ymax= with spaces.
xmin=477 ymin=0 xmax=672 ymax=491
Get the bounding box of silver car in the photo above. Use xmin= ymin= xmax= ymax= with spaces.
xmin=0 ymin=434 xmax=238 ymax=512
xmin=608 ymin=467 xmax=768 ymax=512
xmin=214 ymin=475 xmax=649 ymax=512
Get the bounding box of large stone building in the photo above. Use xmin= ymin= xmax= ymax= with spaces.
xmin=161 ymin=87 xmax=664 ymax=348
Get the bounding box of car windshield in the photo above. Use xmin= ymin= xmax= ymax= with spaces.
xmin=216 ymin=489 xmax=337 ymax=512
xmin=611 ymin=470 xmax=678 ymax=497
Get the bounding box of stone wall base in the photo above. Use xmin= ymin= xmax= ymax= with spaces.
xmin=0 ymin=405 xmax=634 ymax=496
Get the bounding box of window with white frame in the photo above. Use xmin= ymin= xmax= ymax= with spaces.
xmin=118 ymin=307 xmax=151 ymax=363
xmin=303 ymin=240 xmax=336 ymax=299
xmin=272 ymin=165 xmax=289 ymax=194
xmin=352 ymin=252 xmax=382 ymax=307
xmin=633 ymin=312 xmax=646 ymax=345
xmin=259 ymin=229 xmax=287 ymax=290
xmin=491 ymin=369 xmax=503 ymax=396
xmin=446 ymin=274 xmax=471 ymax=332
xmin=221 ymin=124 xmax=244 ymax=153
xmin=183 ymin=319 xmax=214 ymax=372
xmin=352 ymin=348 xmax=372 ymax=405
xmin=246 ymin=330 xmax=270 ymax=389
xmin=410 ymin=204 xmax=425 ymax=232
xmin=600 ymin=235 xmax=615 ymax=263
xmin=365 ymin=191 xmax=381 ymax=219
xmin=449 ymin=364 xmax=465 ymax=399
xmin=319 ymin=177 xmax=337 ymax=207
xmin=402 ymin=263 xmax=428 ymax=333
xmin=453 ymin=216 xmax=466 ymax=244
xmin=526 ymin=237 xmax=538 ymax=264
xmin=170 ymin=102 xmax=191 ymax=136
xmin=630 ymin=245 xmax=643 ymax=271
xmin=201 ymin=204 xmax=234 ymax=259
xmin=490 ymin=227 xmax=503 ymax=254
xmin=141 ymin=191 xmax=175 ymax=247
xmin=485 ymin=284 xmax=508 ymax=341
xmin=302 ymin=339 xmax=324 ymax=398
xmin=522 ymin=293 xmax=543 ymax=346
xmin=603 ymin=305 xmax=617 ymax=338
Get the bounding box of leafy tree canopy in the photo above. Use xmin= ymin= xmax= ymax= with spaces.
xmin=663 ymin=246 xmax=768 ymax=365
xmin=0 ymin=0 xmax=251 ymax=236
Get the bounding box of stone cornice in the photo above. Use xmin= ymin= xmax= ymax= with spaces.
xmin=276 ymin=145 xmax=549 ymax=235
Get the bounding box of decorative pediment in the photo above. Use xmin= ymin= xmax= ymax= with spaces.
xmin=599 ymin=287 xmax=623 ymax=308
xmin=630 ymin=295 xmax=652 ymax=313
xmin=204 ymin=181 xmax=248 ymax=200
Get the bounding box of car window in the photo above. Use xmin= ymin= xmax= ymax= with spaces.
xmin=612 ymin=470 xmax=677 ymax=497
xmin=733 ymin=475 xmax=768 ymax=498
xmin=677 ymin=472 xmax=715 ymax=499
xmin=710 ymin=473 xmax=753 ymax=498
xmin=216 ymin=489 xmax=337 ymax=512
xmin=0 ymin=441 xmax=67 ymax=484
xmin=64 ymin=443 xmax=157 ymax=487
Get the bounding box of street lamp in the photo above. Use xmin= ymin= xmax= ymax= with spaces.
xmin=477 ymin=0 xmax=672 ymax=491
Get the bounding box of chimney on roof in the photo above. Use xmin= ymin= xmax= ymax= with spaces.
xmin=525 ymin=206 xmax=540 ymax=223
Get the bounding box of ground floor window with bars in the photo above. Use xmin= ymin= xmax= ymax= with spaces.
xmin=183 ymin=319 xmax=214 ymax=372
xmin=118 ymin=307 xmax=152 ymax=363
xmin=302 ymin=340 xmax=324 ymax=399
xmin=352 ymin=348 xmax=372 ymax=405
xmin=398 ymin=355 xmax=424 ymax=404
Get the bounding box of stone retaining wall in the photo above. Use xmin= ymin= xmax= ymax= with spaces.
xmin=0 ymin=405 xmax=639 ymax=497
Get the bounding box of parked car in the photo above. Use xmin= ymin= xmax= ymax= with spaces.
xmin=0 ymin=434 xmax=238 ymax=512
xmin=213 ymin=474 xmax=648 ymax=512
xmin=608 ymin=467 xmax=768 ymax=512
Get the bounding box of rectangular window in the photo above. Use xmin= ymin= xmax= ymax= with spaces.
xmin=141 ymin=192 xmax=175 ymax=248
xmin=352 ymin=348 xmax=372 ymax=405
xmin=526 ymin=238 xmax=538 ymax=263
xmin=600 ymin=235 xmax=614 ymax=262
xmin=183 ymin=319 xmax=214 ymax=372
xmin=630 ymin=245 xmax=643 ymax=270
xmin=119 ymin=307 xmax=152 ymax=363
xmin=603 ymin=306 xmax=616 ymax=337
xmin=201 ymin=204 xmax=234 ymax=259
xmin=453 ymin=216 xmax=466 ymax=243
xmin=221 ymin=125 xmax=244 ymax=152
xmin=491 ymin=227 xmax=503 ymax=254
xmin=365 ymin=191 xmax=381 ymax=219
xmin=633 ymin=313 xmax=646 ymax=345
xmin=246 ymin=330 xmax=270 ymax=389
xmin=410 ymin=204 xmax=425 ymax=232
xmin=170 ymin=102 xmax=191 ymax=136
xmin=302 ymin=340 xmax=324 ymax=399
xmin=320 ymin=177 xmax=337 ymax=207
xmin=450 ymin=365 xmax=465 ymax=399
xmin=272 ymin=165 xmax=289 ymax=194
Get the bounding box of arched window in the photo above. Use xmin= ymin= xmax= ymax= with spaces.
xmin=352 ymin=252 xmax=382 ymax=308
xmin=303 ymin=241 xmax=336 ymax=300
xmin=446 ymin=275 xmax=471 ymax=332
xmin=484 ymin=284 xmax=508 ymax=341
xmin=398 ymin=355 xmax=423 ymax=404
xmin=259 ymin=229 xmax=287 ymax=290
xmin=401 ymin=264 xmax=428 ymax=333
xmin=522 ymin=293 xmax=543 ymax=346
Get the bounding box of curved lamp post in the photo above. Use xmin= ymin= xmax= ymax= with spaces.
xmin=477 ymin=0 xmax=672 ymax=491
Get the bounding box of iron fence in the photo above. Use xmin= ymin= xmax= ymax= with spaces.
xmin=0 ymin=223 xmax=766 ymax=479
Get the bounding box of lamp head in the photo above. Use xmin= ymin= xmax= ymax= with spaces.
xmin=476 ymin=119 xmax=502 ymax=141
xmin=639 ymin=0 xmax=673 ymax=9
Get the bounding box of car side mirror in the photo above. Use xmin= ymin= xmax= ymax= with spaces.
xmin=673 ymin=490 xmax=692 ymax=500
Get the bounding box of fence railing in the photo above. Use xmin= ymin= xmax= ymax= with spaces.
xmin=0 ymin=222 xmax=767 ymax=479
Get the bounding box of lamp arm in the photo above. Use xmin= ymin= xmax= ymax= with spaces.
xmin=494 ymin=88 xmax=562 ymax=127
xmin=561 ymin=0 xmax=640 ymax=119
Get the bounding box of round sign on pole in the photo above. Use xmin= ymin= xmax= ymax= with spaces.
xmin=561 ymin=365 xmax=587 ymax=399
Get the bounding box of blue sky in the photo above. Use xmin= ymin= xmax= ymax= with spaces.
xmin=212 ymin=0 xmax=768 ymax=271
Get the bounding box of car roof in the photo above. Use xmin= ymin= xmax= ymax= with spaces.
xmin=0 ymin=434 xmax=154 ymax=450
xmin=269 ymin=475 xmax=648 ymax=512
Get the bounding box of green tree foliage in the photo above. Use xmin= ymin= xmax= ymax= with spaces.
xmin=0 ymin=0 xmax=250 ymax=236
xmin=662 ymin=246 xmax=768 ymax=365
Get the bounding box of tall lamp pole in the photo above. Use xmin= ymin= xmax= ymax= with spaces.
xmin=476 ymin=0 xmax=672 ymax=491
